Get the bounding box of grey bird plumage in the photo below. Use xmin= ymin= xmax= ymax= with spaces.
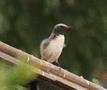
xmin=40 ymin=23 xmax=70 ymax=63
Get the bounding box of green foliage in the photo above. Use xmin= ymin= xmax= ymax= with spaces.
xmin=44 ymin=0 xmax=60 ymax=14
xmin=0 ymin=61 xmax=37 ymax=90
xmin=92 ymin=78 xmax=99 ymax=84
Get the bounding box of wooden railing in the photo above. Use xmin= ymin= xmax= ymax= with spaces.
xmin=0 ymin=41 xmax=106 ymax=90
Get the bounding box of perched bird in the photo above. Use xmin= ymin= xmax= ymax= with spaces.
xmin=40 ymin=23 xmax=70 ymax=64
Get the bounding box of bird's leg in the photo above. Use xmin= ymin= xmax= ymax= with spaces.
xmin=55 ymin=60 xmax=66 ymax=78
xmin=55 ymin=60 xmax=62 ymax=71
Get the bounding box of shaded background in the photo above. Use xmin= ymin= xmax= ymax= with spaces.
xmin=0 ymin=0 xmax=107 ymax=88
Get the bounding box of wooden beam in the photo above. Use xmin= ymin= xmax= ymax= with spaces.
xmin=0 ymin=51 xmax=84 ymax=90
xmin=0 ymin=41 xmax=106 ymax=90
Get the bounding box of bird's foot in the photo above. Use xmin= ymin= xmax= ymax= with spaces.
xmin=58 ymin=66 xmax=62 ymax=71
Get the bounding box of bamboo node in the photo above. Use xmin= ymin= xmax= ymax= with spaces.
xmin=42 ymin=71 xmax=45 ymax=76
xmin=80 ymin=76 xmax=84 ymax=78
xmin=86 ymin=80 xmax=90 ymax=86
xmin=63 ymin=70 xmax=66 ymax=78
xmin=27 ymin=56 xmax=30 ymax=63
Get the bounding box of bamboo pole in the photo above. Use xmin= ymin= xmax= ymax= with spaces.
xmin=0 ymin=51 xmax=79 ymax=90
xmin=0 ymin=41 xmax=106 ymax=90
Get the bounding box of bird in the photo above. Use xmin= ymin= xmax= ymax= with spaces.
xmin=40 ymin=23 xmax=71 ymax=65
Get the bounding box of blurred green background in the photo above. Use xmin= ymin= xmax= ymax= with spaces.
xmin=0 ymin=0 xmax=107 ymax=88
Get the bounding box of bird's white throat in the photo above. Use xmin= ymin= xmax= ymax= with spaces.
xmin=50 ymin=35 xmax=65 ymax=48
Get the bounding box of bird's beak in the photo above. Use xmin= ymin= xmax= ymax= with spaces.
xmin=67 ymin=26 xmax=72 ymax=30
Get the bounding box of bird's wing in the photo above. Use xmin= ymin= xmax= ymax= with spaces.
xmin=40 ymin=39 xmax=50 ymax=52
xmin=40 ymin=39 xmax=50 ymax=60
xmin=63 ymin=43 xmax=66 ymax=48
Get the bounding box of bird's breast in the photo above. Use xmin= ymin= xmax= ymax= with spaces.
xmin=46 ymin=35 xmax=65 ymax=62
xmin=50 ymin=35 xmax=65 ymax=49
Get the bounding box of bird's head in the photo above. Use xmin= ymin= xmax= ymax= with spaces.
xmin=53 ymin=23 xmax=71 ymax=35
